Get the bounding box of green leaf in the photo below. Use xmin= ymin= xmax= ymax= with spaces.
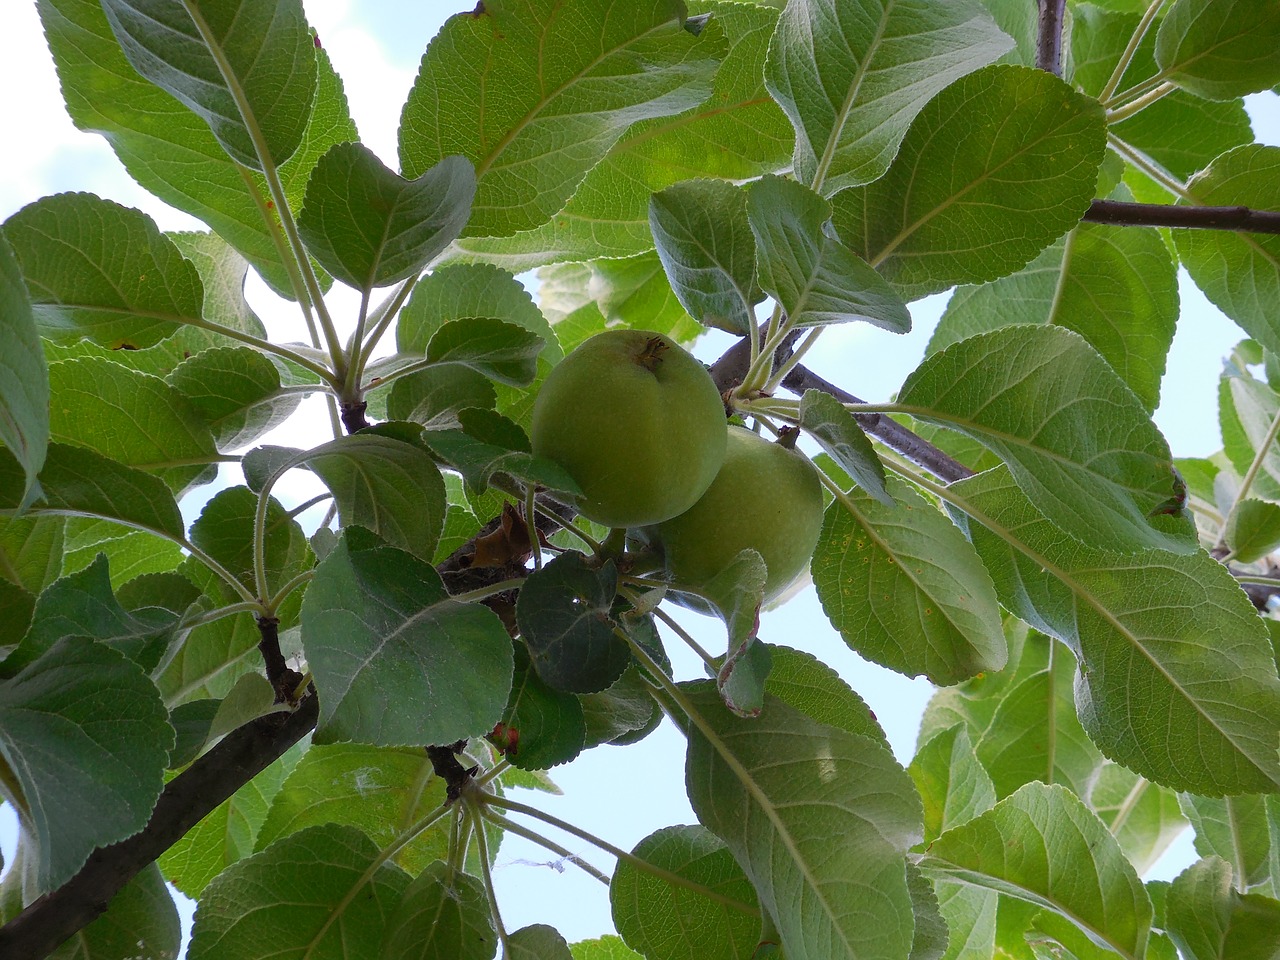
xmin=812 ymin=476 xmax=1006 ymax=685
xmin=255 ymin=743 xmax=455 ymax=877
xmin=386 ymin=366 xmax=496 ymax=430
xmin=899 ymin=325 xmax=1194 ymax=554
xmin=47 ymin=357 xmax=219 ymax=492
xmin=0 ymin=516 xmax=64 ymax=595
xmin=580 ymin=664 xmax=661 ymax=749
xmin=452 ymin=2 xmax=790 ymax=269
xmin=516 ymin=553 xmax=627 ymax=695
xmin=683 ymin=682 xmax=923 ymax=960
xmin=649 ymin=179 xmax=759 ymax=336
xmin=422 ymin=408 xmax=581 ymax=497
xmin=167 ymin=346 xmax=300 ymax=451
xmin=929 ymin=221 xmax=1179 ymax=414
xmin=3 ymin=192 xmax=205 ymax=349
xmin=0 ymin=235 xmax=48 ymax=507
xmin=187 ymin=823 xmax=411 ymax=960
xmin=1226 ymin=498 xmax=1280 ymax=563
xmin=764 ymin=644 xmax=887 ymax=745
xmin=610 ymin=824 xmax=761 ymax=960
xmin=764 ymin=0 xmax=1013 ymax=193
xmin=509 ymin=924 xmax=574 ymax=960
xmin=934 ymin=880 xmax=997 ymax=960
xmin=1088 ymin=764 xmax=1187 ymax=875
xmin=295 ymin=433 xmax=448 ymax=563
xmin=945 ymin=465 xmax=1280 ymax=795
xmin=301 ymin=527 xmax=513 ymax=746
xmin=500 ymin=642 xmax=587 ymax=770
xmin=0 ymin=636 xmax=171 ymax=891
xmin=48 ymin=863 xmax=179 ymax=960
xmin=38 ymin=0 xmax=354 ymax=297
xmin=379 ymin=859 xmax=496 ymax=960
xmin=830 ymin=64 xmax=1105 ymax=298
xmin=1220 ymin=372 xmax=1280 ymax=502
xmin=0 ymin=443 xmax=183 ymax=540
xmin=298 ymin=144 xmax=475 ymax=290
xmin=1155 ymin=0 xmax=1280 ymax=100
xmin=399 ymin=0 xmax=719 ymax=238
xmin=571 ymin=936 xmax=644 ymax=960
xmin=906 ymin=863 xmax=949 ymax=960
xmin=154 ymin=568 xmax=263 ymax=702
xmin=1176 ymin=147 xmax=1280 ymax=357
xmin=1166 ymin=856 xmax=1280 ymax=960
xmin=920 ymin=783 xmax=1152 ymax=960
xmin=748 ymin=176 xmax=910 ymax=331
xmin=99 ymin=0 xmax=317 ymax=169
xmin=1179 ymin=793 xmax=1272 ymax=891
xmin=909 ymin=724 xmax=997 ymax=845
xmin=800 ymin=390 xmax=890 ymax=504
xmin=189 ymin=485 xmax=311 ymax=600
xmin=158 ymin=746 xmax=292 ymax=897
xmin=427 ymin=317 xmax=545 ymax=387
xmin=0 ymin=581 xmax=35 ymax=660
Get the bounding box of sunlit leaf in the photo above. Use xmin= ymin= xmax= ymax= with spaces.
xmin=1155 ymin=0 xmax=1280 ymax=100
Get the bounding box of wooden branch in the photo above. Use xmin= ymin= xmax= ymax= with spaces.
xmin=1083 ymin=199 xmax=1280 ymax=235
xmin=1036 ymin=0 xmax=1067 ymax=75
xmin=0 ymin=695 xmax=319 ymax=960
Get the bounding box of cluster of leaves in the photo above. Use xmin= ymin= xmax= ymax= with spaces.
xmin=0 ymin=0 xmax=1280 ymax=958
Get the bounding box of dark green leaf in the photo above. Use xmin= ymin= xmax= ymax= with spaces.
xmin=0 ymin=581 xmax=35 ymax=662
xmin=0 ymin=516 xmax=64 ymax=595
xmin=380 ymin=860 xmax=496 ymax=960
xmin=516 ymin=552 xmax=627 ymax=695
xmin=509 ymin=924 xmax=574 ymax=960
xmin=422 ymin=408 xmax=582 ymax=497
xmin=189 ymin=485 xmax=311 ymax=600
xmin=427 ymin=317 xmax=545 ymax=387
xmin=399 ymin=0 xmax=719 ymax=238
xmin=99 ymin=0 xmax=317 ymax=169
xmin=764 ymin=644 xmax=887 ymax=746
xmin=298 ymin=144 xmax=474 ymax=289
xmin=187 ymin=824 xmax=410 ymax=960
xmin=813 ymin=477 xmax=1006 ymax=685
xmin=1165 ymin=856 xmax=1280 ymax=960
xmin=800 ymin=390 xmax=890 ymax=504
xmin=649 ymin=179 xmax=758 ymax=336
xmin=301 ymin=527 xmax=513 ymax=746
xmin=716 ymin=634 xmax=772 ymax=719
xmin=500 ymin=642 xmax=587 ymax=770
xmin=831 ymin=65 xmax=1105 ymax=298
xmin=579 ymin=664 xmax=662 ymax=749
xmin=900 ymin=325 xmax=1195 ymax=554
xmin=610 ymin=824 xmax=761 ymax=960
xmin=0 ymin=636 xmax=171 ymax=891
xmin=3 ymin=191 xmax=204 ymax=349
xmin=1155 ymin=0 xmax=1280 ymax=100
xmin=906 ymin=863 xmax=949 ymax=960
xmin=748 ymin=176 xmax=910 ymax=330
xmin=764 ymin=0 xmax=1012 ymax=194
xmin=0 ymin=235 xmax=48 ymax=505
xmin=168 ymin=346 xmax=299 ymax=450
xmin=48 ymin=864 xmax=179 ymax=960
xmin=386 ymin=366 xmax=497 ymax=429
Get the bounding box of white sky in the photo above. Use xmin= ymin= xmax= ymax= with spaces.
xmin=1 ymin=0 xmax=1278 ymax=952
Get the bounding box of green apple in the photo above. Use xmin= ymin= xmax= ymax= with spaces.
xmin=530 ymin=329 xmax=727 ymax=527
xmin=650 ymin=425 xmax=824 ymax=603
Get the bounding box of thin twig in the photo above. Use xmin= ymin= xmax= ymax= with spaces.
xmin=1035 ymin=0 xmax=1068 ymax=75
xmin=1083 ymin=199 xmax=1280 ymax=235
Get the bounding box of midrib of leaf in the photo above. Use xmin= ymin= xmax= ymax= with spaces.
xmin=869 ymin=105 xmax=1080 ymax=268
xmin=473 ymin=17 xmax=685 ymax=180
xmin=1044 ymin=649 xmax=1058 ymax=786
xmin=807 ymin=0 xmax=894 ymax=194
xmin=1227 ymin=796 xmax=1248 ymax=892
xmin=918 ymin=473 xmax=1264 ymax=774
xmin=1044 ymin=228 xmax=1076 ymax=326
xmin=615 ymin=95 xmax=777 ymax=155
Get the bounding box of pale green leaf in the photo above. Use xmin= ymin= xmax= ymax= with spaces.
xmin=909 ymin=725 xmax=998 ymax=845
xmin=300 ymin=527 xmax=513 ymax=747
xmin=399 ymin=0 xmax=719 ymax=238
xmin=1088 ymin=764 xmax=1186 ymax=875
xmin=929 ymin=221 xmax=1179 ymax=414
xmin=570 ymin=935 xmax=644 ymax=960
xmin=0 ymin=516 xmax=64 ymax=595
xmin=1179 ymin=793 xmax=1272 ymax=891
xmin=427 ymin=318 xmax=546 ymax=387
xmin=748 ymin=176 xmax=910 ymax=330
xmin=899 ymin=325 xmax=1195 ymax=554
xmin=1225 ymin=498 xmax=1280 ymax=563
xmin=3 ymin=192 xmax=204 ymax=349
xmin=934 ymin=880 xmax=997 ymax=960
xmin=831 ymin=65 xmax=1105 ymax=298
xmin=187 ymin=823 xmax=410 ymax=960
xmin=167 ymin=346 xmax=300 ymax=451
xmin=920 ymin=782 xmax=1152 ymax=960
xmin=99 ymin=0 xmax=317 ymax=169
xmin=813 ymin=476 xmax=1006 ymax=685
xmin=1220 ymin=373 xmax=1280 ymax=502
xmin=298 ymin=145 xmax=475 ymax=290
xmin=0 ymin=636 xmax=172 ymax=891
xmin=610 ymin=824 xmax=760 ymax=960
xmin=683 ymin=682 xmax=922 ymax=960
xmin=1155 ymin=0 xmax=1280 ymax=100
xmin=801 ymin=390 xmax=891 ymax=504
xmin=764 ymin=0 xmax=1013 ymax=193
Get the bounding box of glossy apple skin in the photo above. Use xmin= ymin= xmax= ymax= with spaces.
xmin=650 ymin=426 xmax=825 ymax=602
xmin=530 ymin=330 xmax=727 ymax=527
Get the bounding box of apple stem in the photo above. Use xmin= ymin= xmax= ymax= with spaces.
xmin=775 ymin=426 xmax=801 ymax=451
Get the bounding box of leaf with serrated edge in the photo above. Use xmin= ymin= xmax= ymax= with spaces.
xmin=167 ymin=346 xmax=299 ymax=451
xmin=1089 ymin=764 xmax=1186 ymax=876
xmin=909 ymin=724 xmax=997 ymax=845
xmin=502 ymin=642 xmax=587 ymax=770
xmin=1179 ymin=794 xmax=1272 ymax=891
xmin=764 ymin=0 xmax=1012 ymax=194
xmin=945 ymin=464 xmax=1280 ymax=795
xmin=426 ymin=317 xmax=546 ymax=387
xmin=610 ymin=824 xmax=761 ymax=960
xmin=187 ymin=823 xmax=410 ymax=960
xmin=1155 ymin=0 xmax=1280 ymax=100
xmin=920 ymin=782 xmax=1151 ymax=959
xmin=813 ymin=477 xmax=1005 ymax=685
xmin=399 ymin=0 xmax=719 ymax=238
xmin=570 ymin=936 xmax=644 ymax=960
xmin=0 ymin=636 xmax=172 ymax=891
xmin=509 ymin=924 xmax=574 ymax=960
xmin=1226 ymin=498 xmax=1280 ymax=563
xmin=683 ymin=682 xmax=922 ymax=960
xmin=801 ymin=389 xmax=891 ymax=504
xmin=301 ymin=527 xmax=513 ymax=746
xmin=831 ymin=64 xmax=1105 ymax=298
xmin=765 ymin=644 xmax=888 ymax=746
xmin=380 ymin=859 xmax=496 ymax=960
xmin=899 ymin=325 xmax=1195 ymax=554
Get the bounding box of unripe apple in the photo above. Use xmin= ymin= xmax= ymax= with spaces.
xmin=650 ymin=425 xmax=824 ymax=603
xmin=530 ymin=330 xmax=727 ymax=527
